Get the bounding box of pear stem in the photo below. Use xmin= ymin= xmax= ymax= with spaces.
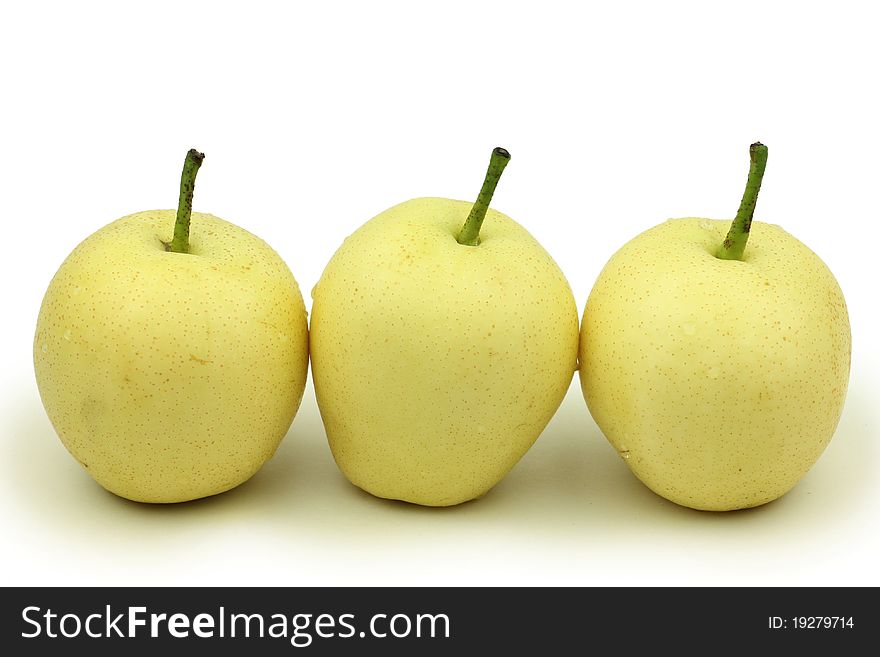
xmin=169 ymin=149 xmax=205 ymax=254
xmin=456 ymin=147 xmax=511 ymax=246
xmin=717 ymin=142 xmax=768 ymax=260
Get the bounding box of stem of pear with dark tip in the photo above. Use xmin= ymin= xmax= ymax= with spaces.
xmin=717 ymin=142 xmax=769 ymax=261
xmin=456 ymin=147 xmax=511 ymax=246
xmin=170 ymin=149 xmax=206 ymax=254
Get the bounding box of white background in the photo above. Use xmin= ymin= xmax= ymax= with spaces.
xmin=1 ymin=1 xmax=877 ymax=586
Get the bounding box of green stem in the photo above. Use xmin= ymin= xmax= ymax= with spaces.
xmin=717 ymin=142 xmax=768 ymax=260
xmin=169 ymin=149 xmax=205 ymax=254
xmin=456 ymin=147 xmax=511 ymax=246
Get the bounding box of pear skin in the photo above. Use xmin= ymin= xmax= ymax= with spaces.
xmin=311 ymin=198 xmax=579 ymax=506
xmin=579 ymin=217 xmax=850 ymax=511
xmin=34 ymin=207 xmax=309 ymax=503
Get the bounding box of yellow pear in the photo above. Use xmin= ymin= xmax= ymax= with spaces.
xmin=34 ymin=150 xmax=309 ymax=503
xmin=579 ymin=143 xmax=851 ymax=511
xmin=311 ymin=148 xmax=579 ymax=506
